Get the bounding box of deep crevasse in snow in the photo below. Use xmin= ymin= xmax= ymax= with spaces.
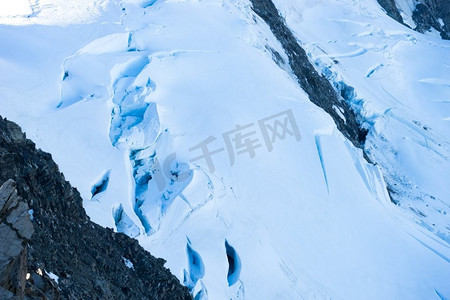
xmin=272 ymin=0 xmax=450 ymax=244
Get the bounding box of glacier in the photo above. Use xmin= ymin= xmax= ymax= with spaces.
xmin=0 ymin=0 xmax=449 ymax=299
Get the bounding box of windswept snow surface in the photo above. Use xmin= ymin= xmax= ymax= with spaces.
xmin=0 ymin=0 xmax=111 ymax=25
xmin=273 ymin=0 xmax=450 ymax=245
xmin=1 ymin=0 xmax=450 ymax=299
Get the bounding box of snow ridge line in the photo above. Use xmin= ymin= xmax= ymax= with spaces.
xmin=249 ymin=0 xmax=368 ymax=150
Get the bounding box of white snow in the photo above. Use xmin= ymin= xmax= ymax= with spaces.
xmin=273 ymin=0 xmax=450 ymax=245
xmin=46 ymin=271 xmax=60 ymax=283
xmin=394 ymin=0 xmax=417 ymax=28
xmin=0 ymin=0 xmax=33 ymax=18
xmin=122 ymin=257 xmax=135 ymax=269
xmin=0 ymin=0 xmax=111 ymax=26
xmin=0 ymin=0 xmax=449 ymax=299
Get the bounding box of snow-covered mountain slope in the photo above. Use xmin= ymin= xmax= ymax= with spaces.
xmin=273 ymin=0 xmax=450 ymax=244
xmin=1 ymin=0 xmax=449 ymax=299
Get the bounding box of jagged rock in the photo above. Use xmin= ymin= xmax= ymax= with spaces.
xmin=0 ymin=179 xmax=33 ymax=297
xmin=0 ymin=286 xmax=15 ymax=300
xmin=0 ymin=116 xmax=191 ymax=299
xmin=376 ymin=0 xmax=404 ymax=24
xmin=376 ymin=0 xmax=450 ymax=40
xmin=412 ymin=1 xmax=450 ymax=40
xmin=250 ymin=0 xmax=368 ymax=149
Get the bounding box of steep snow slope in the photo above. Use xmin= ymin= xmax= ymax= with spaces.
xmin=0 ymin=0 xmax=449 ymax=299
xmin=273 ymin=0 xmax=450 ymax=244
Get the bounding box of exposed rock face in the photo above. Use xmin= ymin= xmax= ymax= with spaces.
xmin=412 ymin=0 xmax=450 ymax=39
xmin=0 ymin=116 xmax=191 ymax=299
xmin=376 ymin=0 xmax=450 ymax=40
xmin=250 ymin=0 xmax=368 ymax=149
xmin=0 ymin=179 xmax=33 ymax=298
xmin=376 ymin=0 xmax=404 ymax=24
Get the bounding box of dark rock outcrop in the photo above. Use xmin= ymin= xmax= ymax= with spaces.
xmin=0 ymin=116 xmax=191 ymax=299
xmin=0 ymin=179 xmax=33 ymax=298
xmin=376 ymin=0 xmax=405 ymax=24
xmin=250 ymin=0 xmax=368 ymax=148
xmin=412 ymin=1 xmax=450 ymax=40
xmin=376 ymin=0 xmax=450 ymax=40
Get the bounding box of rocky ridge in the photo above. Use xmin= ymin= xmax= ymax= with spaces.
xmin=0 ymin=116 xmax=191 ymax=299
